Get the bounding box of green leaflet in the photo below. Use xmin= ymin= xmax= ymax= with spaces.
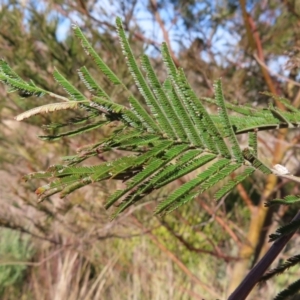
xmin=0 ymin=59 xmax=45 ymax=96
xmin=116 ymin=18 xmax=171 ymax=136
xmin=265 ymin=195 xmax=300 ymax=207
xmin=120 ymin=149 xmax=207 ymax=205
xmin=38 ymin=188 xmax=64 ymax=202
xmin=162 ymin=163 xmax=243 ymax=214
xmin=54 ymin=164 xmax=108 ymax=177
xmin=36 ymin=174 xmax=84 ymax=201
xmin=236 ymin=123 xmax=283 ymax=134
xmin=60 ymin=177 xmax=92 ymax=198
xmin=42 ymin=113 xmax=98 ymax=129
xmin=269 ymin=106 xmax=294 ymax=126
xmin=197 ymin=163 xmax=242 ymax=194
xmin=109 ymin=156 xmax=140 ymax=178
xmin=106 ymin=130 xmax=144 ymax=146
xmin=0 ymin=59 xmax=23 ymax=81
xmin=133 ymin=140 xmax=174 ymax=166
xmin=42 ymin=157 xmax=140 ymax=201
xmin=128 ymin=96 xmax=160 ymax=133
xmin=172 ymin=65 xmax=229 ymax=156
xmin=113 ymin=135 xmax=161 ymax=149
xmin=164 ymin=76 xmax=205 ymax=147
xmin=232 ymin=109 xmax=300 ymax=133
xmin=72 ymin=24 xmax=121 ymax=85
xmin=74 ymin=23 xmax=160 ymax=133
xmin=90 ymin=165 xmax=112 ymax=182
xmin=78 ymin=67 xmax=109 ymax=98
xmin=162 ymin=79 xmax=188 ymax=141
xmin=156 ymin=153 xmax=217 ymax=188
xmin=206 ymin=99 xmax=300 ymax=134
xmin=106 ymin=158 xmax=164 ymax=208
xmin=106 ymin=149 xmax=203 ymax=207
xmin=213 ymin=80 xmax=243 ymax=162
xmin=214 ymin=167 xmax=255 ymax=200
xmin=248 ymin=132 xmax=258 ymax=156
xmin=151 ymin=149 xmax=204 ymax=185
xmin=39 ymin=120 xmax=108 ymax=141
xmin=226 ymin=115 xmax=274 ymax=133
xmin=175 ymin=68 xmax=215 ymax=149
xmin=161 ymin=45 xmax=205 ymax=147
xmin=162 ymin=191 xmax=199 ymax=215
xmin=262 ymin=92 xmax=299 ymax=113
xmin=201 ymin=97 xmax=267 ymax=118
xmin=105 ymin=144 xmax=189 ymax=209
xmin=91 ymin=96 xmax=142 ymax=129
xmin=53 ymin=68 xmax=86 ymax=101
xmin=141 ymin=54 xmax=183 ymax=140
xmin=0 ymin=73 xmax=45 ymax=97
xmin=242 ymin=148 xmax=272 ymax=174
xmin=91 ymin=96 xmax=125 ymax=113
xmin=23 ymin=171 xmax=53 ymax=181
xmin=154 ymin=158 xmax=230 ymax=214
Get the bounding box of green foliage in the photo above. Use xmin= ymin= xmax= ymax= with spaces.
xmin=1 ymin=17 xmax=299 ymax=221
xmin=0 ymin=59 xmax=45 ymax=97
xmin=0 ymin=229 xmax=34 ymax=294
xmin=265 ymin=195 xmax=300 ymax=207
xmin=72 ymin=24 xmax=122 ymax=85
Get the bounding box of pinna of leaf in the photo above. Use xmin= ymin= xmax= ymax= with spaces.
xmin=4 ymin=17 xmax=300 ymax=218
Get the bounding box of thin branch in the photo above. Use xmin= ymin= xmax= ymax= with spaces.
xmin=159 ymin=219 xmax=240 ymax=262
xmin=149 ymin=0 xmax=180 ymax=67
xmin=197 ymin=199 xmax=243 ymax=246
xmin=50 ymin=1 xmax=161 ymax=50
xmin=247 ymin=15 xmax=282 ymax=102
xmin=254 ymin=53 xmax=300 ymax=88
xmin=232 ymin=172 xmax=255 ymax=213
xmin=228 ymin=209 xmax=300 ymax=300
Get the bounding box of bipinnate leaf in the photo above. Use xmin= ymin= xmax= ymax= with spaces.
xmin=2 ymin=17 xmax=294 ymax=219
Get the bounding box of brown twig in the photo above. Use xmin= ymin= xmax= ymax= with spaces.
xmin=149 ymin=0 xmax=180 ymax=67
xmin=247 ymin=15 xmax=283 ymax=105
xmin=174 ymin=211 xmax=224 ymax=255
xmin=197 ymin=199 xmax=243 ymax=246
xmin=49 ymin=1 xmax=161 ymax=50
xmin=159 ymin=219 xmax=240 ymax=262
xmin=228 ymin=210 xmax=300 ymax=300
xmin=254 ymin=53 xmax=300 ymax=88
xmin=232 ymin=172 xmax=255 ymax=213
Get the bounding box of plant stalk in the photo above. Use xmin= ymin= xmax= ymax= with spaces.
xmin=228 ymin=209 xmax=300 ymax=300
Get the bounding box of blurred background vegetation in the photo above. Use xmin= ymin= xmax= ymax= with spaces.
xmin=0 ymin=0 xmax=300 ymax=299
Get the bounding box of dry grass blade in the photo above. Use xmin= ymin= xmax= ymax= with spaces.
xmin=14 ymin=101 xmax=87 ymax=121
